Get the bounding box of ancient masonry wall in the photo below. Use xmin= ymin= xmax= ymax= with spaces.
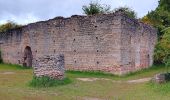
xmin=0 ymin=12 xmax=157 ymax=75
xmin=120 ymin=15 xmax=157 ymax=74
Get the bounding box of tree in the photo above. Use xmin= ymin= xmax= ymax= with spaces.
xmin=142 ymin=0 xmax=170 ymax=64
xmin=0 ymin=21 xmax=21 ymax=33
xmin=0 ymin=51 xmax=3 ymax=63
xmin=114 ymin=7 xmax=137 ymax=19
xmin=154 ymin=42 xmax=166 ymax=64
xmin=158 ymin=0 xmax=170 ymax=12
xmin=140 ymin=16 xmax=153 ymax=25
xmin=149 ymin=0 xmax=170 ymax=26
xmin=154 ymin=27 xmax=170 ymax=64
xmin=82 ymin=1 xmax=137 ymax=19
xmin=82 ymin=1 xmax=111 ymax=15
xmin=160 ymin=27 xmax=170 ymax=72
xmin=141 ymin=0 xmax=170 ymax=38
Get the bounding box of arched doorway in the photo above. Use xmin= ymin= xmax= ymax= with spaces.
xmin=23 ymin=46 xmax=33 ymax=67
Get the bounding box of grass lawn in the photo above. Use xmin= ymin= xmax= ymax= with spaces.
xmin=0 ymin=63 xmax=170 ymax=100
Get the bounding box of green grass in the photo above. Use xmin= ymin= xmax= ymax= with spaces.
xmin=148 ymin=81 xmax=170 ymax=94
xmin=0 ymin=63 xmax=170 ymax=100
xmin=66 ymin=64 xmax=167 ymax=80
xmin=29 ymin=76 xmax=72 ymax=88
xmin=0 ymin=63 xmax=31 ymax=70
xmin=124 ymin=64 xmax=165 ymax=76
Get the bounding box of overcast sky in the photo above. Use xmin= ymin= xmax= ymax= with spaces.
xmin=0 ymin=0 xmax=158 ymax=25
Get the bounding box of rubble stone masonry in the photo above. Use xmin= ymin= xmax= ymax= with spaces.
xmin=34 ymin=54 xmax=64 ymax=79
xmin=0 ymin=11 xmax=157 ymax=75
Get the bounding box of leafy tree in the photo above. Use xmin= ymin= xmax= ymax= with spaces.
xmin=150 ymin=0 xmax=170 ymax=26
xmin=154 ymin=42 xmax=166 ymax=64
xmin=82 ymin=1 xmax=111 ymax=15
xmin=141 ymin=0 xmax=170 ymax=38
xmin=163 ymin=54 xmax=170 ymax=73
xmin=154 ymin=27 xmax=170 ymax=64
xmin=114 ymin=7 xmax=137 ymax=19
xmin=140 ymin=16 xmax=153 ymax=25
xmin=141 ymin=0 xmax=170 ymax=64
xmin=161 ymin=27 xmax=170 ymax=72
xmin=82 ymin=2 xmax=137 ymax=19
xmin=0 ymin=51 xmax=3 ymax=63
xmin=158 ymin=0 xmax=170 ymax=12
xmin=0 ymin=21 xmax=21 ymax=33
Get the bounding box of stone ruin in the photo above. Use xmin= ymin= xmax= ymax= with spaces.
xmin=153 ymin=73 xmax=170 ymax=84
xmin=34 ymin=54 xmax=64 ymax=79
xmin=0 ymin=11 xmax=157 ymax=75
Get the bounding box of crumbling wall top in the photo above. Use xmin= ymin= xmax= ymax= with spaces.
xmin=0 ymin=10 xmax=157 ymax=43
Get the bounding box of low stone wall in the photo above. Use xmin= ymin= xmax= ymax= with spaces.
xmin=34 ymin=54 xmax=65 ymax=79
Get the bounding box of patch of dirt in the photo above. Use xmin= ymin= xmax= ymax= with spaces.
xmin=1 ymin=72 xmax=15 ymax=75
xmin=76 ymin=78 xmax=99 ymax=82
xmin=76 ymin=78 xmax=121 ymax=83
xmin=83 ymin=97 xmax=103 ymax=100
xmin=76 ymin=77 xmax=151 ymax=83
xmin=127 ymin=77 xmax=151 ymax=83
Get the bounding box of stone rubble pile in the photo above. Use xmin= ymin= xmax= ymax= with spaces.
xmin=34 ymin=54 xmax=65 ymax=79
xmin=153 ymin=74 xmax=166 ymax=84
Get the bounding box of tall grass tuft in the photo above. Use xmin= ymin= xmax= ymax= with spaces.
xmin=29 ymin=76 xmax=71 ymax=88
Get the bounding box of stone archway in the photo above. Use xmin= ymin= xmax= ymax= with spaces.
xmin=23 ymin=46 xmax=33 ymax=67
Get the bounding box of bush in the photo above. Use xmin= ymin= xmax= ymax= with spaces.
xmin=165 ymin=73 xmax=170 ymax=81
xmin=154 ymin=27 xmax=170 ymax=64
xmin=0 ymin=51 xmax=3 ymax=63
xmin=114 ymin=7 xmax=137 ymax=19
xmin=0 ymin=21 xmax=21 ymax=33
xmin=29 ymin=76 xmax=71 ymax=88
xmin=82 ymin=1 xmax=111 ymax=15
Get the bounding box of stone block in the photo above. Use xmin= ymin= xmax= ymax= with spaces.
xmin=34 ymin=54 xmax=65 ymax=79
xmin=153 ymin=73 xmax=166 ymax=84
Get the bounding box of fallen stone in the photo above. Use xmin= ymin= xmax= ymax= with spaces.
xmin=152 ymin=73 xmax=169 ymax=84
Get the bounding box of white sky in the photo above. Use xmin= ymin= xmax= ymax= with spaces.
xmin=0 ymin=0 xmax=158 ymax=25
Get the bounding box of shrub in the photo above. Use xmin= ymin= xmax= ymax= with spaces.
xmin=0 ymin=51 xmax=3 ymax=63
xmin=82 ymin=1 xmax=111 ymax=15
xmin=154 ymin=27 xmax=170 ymax=64
xmin=29 ymin=76 xmax=71 ymax=88
xmin=164 ymin=73 xmax=170 ymax=81
xmin=0 ymin=21 xmax=21 ymax=33
xmin=114 ymin=7 xmax=137 ymax=19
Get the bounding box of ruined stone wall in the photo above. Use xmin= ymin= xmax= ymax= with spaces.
xmin=0 ymin=28 xmax=23 ymax=64
xmin=120 ymin=15 xmax=157 ymax=74
xmin=64 ymin=14 xmax=122 ymax=74
xmin=0 ymin=13 xmax=122 ymax=74
xmin=0 ymin=12 xmax=157 ymax=75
